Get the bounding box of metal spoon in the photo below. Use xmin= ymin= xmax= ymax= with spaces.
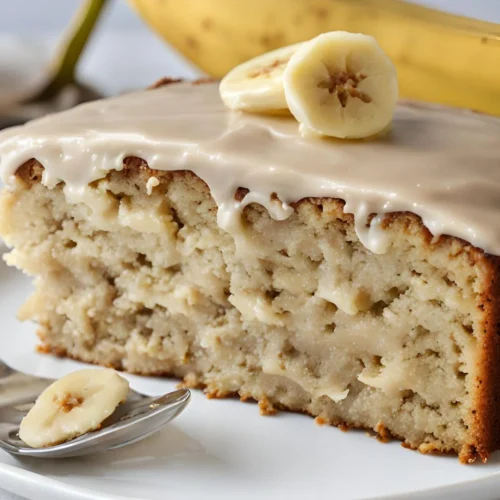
xmin=0 ymin=360 xmax=190 ymax=458
xmin=0 ymin=0 xmax=109 ymax=129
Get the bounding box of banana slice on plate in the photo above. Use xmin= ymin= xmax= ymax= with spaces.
xmin=19 ymin=368 xmax=129 ymax=448
xmin=219 ymin=42 xmax=302 ymax=113
xmin=284 ymin=31 xmax=398 ymax=139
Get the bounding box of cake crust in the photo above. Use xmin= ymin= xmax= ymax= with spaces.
xmin=471 ymin=252 xmax=500 ymax=462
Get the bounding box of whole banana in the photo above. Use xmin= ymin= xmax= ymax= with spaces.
xmin=129 ymin=0 xmax=500 ymax=116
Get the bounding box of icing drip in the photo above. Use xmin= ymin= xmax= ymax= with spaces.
xmin=1 ymin=82 xmax=500 ymax=254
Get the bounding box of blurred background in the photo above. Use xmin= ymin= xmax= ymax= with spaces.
xmin=0 ymin=0 xmax=498 ymax=100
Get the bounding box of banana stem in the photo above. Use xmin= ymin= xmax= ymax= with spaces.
xmin=28 ymin=0 xmax=110 ymax=103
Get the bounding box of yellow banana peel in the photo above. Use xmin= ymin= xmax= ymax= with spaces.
xmin=129 ymin=0 xmax=500 ymax=116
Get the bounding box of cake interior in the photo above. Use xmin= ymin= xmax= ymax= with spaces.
xmin=0 ymin=159 xmax=489 ymax=461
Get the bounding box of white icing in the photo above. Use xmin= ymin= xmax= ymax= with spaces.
xmin=1 ymin=82 xmax=500 ymax=254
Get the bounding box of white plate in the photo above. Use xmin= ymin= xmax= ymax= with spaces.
xmin=2 ymin=257 xmax=500 ymax=500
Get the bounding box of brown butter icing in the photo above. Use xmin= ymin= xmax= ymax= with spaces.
xmin=1 ymin=82 xmax=499 ymax=254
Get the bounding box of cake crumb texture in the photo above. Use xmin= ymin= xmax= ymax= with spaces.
xmin=2 ymin=158 xmax=500 ymax=463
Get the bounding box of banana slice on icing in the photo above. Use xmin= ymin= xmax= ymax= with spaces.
xmin=219 ymin=43 xmax=302 ymax=113
xmin=19 ymin=368 xmax=129 ymax=448
xmin=283 ymin=31 xmax=398 ymax=139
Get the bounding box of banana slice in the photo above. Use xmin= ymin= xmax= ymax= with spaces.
xmin=219 ymin=42 xmax=302 ymax=112
xmin=19 ymin=368 xmax=129 ymax=448
xmin=283 ymin=32 xmax=398 ymax=139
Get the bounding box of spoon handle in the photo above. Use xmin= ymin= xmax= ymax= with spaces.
xmin=25 ymin=0 xmax=110 ymax=103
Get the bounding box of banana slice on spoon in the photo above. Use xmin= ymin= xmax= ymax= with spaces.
xmin=19 ymin=368 xmax=129 ymax=448
xmin=219 ymin=43 xmax=302 ymax=113
xmin=284 ymin=31 xmax=398 ymax=139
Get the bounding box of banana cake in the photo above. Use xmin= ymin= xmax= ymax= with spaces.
xmin=1 ymin=80 xmax=500 ymax=464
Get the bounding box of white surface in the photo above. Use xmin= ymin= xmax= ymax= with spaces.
xmin=3 ymin=247 xmax=500 ymax=499
xmin=1 ymin=1 xmax=500 ymax=499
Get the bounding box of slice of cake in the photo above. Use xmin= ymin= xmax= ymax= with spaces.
xmin=1 ymin=76 xmax=500 ymax=463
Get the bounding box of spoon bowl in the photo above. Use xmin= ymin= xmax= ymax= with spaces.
xmin=0 ymin=361 xmax=190 ymax=458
